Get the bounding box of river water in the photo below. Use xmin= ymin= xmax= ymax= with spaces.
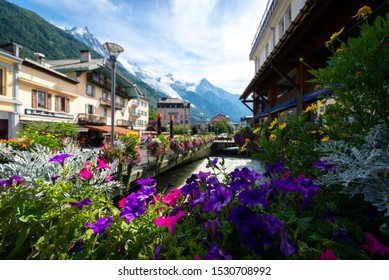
xmin=153 ymin=149 xmax=264 ymax=191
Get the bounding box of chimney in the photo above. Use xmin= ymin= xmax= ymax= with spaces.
xmin=0 ymin=42 xmax=23 ymax=57
xmin=80 ymin=50 xmax=91 ymax=62
xmin=34 ymin=52 xmax=46 ymax=65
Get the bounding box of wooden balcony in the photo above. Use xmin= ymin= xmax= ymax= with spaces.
xmin=87 ymin=72 xmax=128 ymax=97
xmin=77 ymin=113 xmax=107 ymax=125
xmin=116 ymin=119 xmax=132 ymax=127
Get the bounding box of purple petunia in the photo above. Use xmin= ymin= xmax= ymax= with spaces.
xmin=154 ymin=244 xmax=161 ymax=260
xmin=267 ymin=161 xmax=285 ymax=174
xmin=206 ymin=157 xmax=219 ymax=168
xmin=120 ymin=193 xmax=146 ymax=223
xmin=204 ymin=244 xmax=233 ymax=260
xmin=84 ymin=216 xmax=112 ymax=236
xmin=136 ymin=177 xmax=157 ymax=187
xmin=238 ymin=189 xmax=267 ymax=208
xmin=204 ymin=218 xmax=221 ymax=239
xmin=0 ymin=175 xmax=22 ymax=188
xmin=136 ymin=185 xmax=156 ymax=201
xmin=69 ymin=198 xmax=91 ymax=210
xmin=203 ymin=186 xmax=232 ymax=213
xmin=279 ymin=229 xmax=297 ymax=257
xmin=48 ymin=154 xmax=72 ymax=166
xmin=229 ymin=167 xmax=263 ymax=192
xmin=68 ymin=240 xmax=84 ymax=253
xmin=312 ymin=160 xmax=336 ymax=172
xmin=181 ymin=181 xmax=200 ymax=196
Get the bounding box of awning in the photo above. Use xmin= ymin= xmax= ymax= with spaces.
xmin=270 ymin=99 xmax=297 ymax=114
xmin=82 ymin=125 xmax=137 ymax=135
xmin=254 ymin=111 xmax=269 ymax=119
xmin=77 ymin=126 xmax=89 ymax=132
xmin=302 ymin=88 xmax=331 ymax=102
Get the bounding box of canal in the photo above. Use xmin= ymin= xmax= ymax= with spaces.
xmin=153 ymin=148 xmax=264 ymax=192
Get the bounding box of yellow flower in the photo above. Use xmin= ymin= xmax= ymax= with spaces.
xmin=253 ymin=127 xmax=261 ymax=134
xmin=290 ymin=140 xmax=299 ymax=145
xmin=279 ymin=123 xmax=287 ymax=130
xmin=269 ymin=134 xmax=277 ymax=141
xmin=314 ymin=84 xmax=321 ymax=90
xmin=355 ymin=71 xmax=363 ymax=78
xmin=303 ymin=103 xmax=318 ymax=114
xmin=280 ymin=112 xmax=286 ymax=119
xmin=352 ymin=6 xmax=372 ymax=20
xmin=299 ymin=58 xmax=304 ymax=63
xmin=268 ymin=118 xmax=278 ymax=130
xmin=321 ymin=136 xmax=330 ymax=143
xmin=325 ymin=27 xmax=345 ymax=46
xmin=240 ymin=138 xmax=251 ymax=152
xmin=320 ymin=99 xmax=327 ymax=105
xmin=336 ymin=48 xmax=343 ymax=53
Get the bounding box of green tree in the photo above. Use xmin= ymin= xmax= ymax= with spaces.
xmin=149 ymin=108 xmax=157 ymax=120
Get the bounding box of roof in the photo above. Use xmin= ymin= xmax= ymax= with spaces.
xmin=23 ymin=58 xmax=79 ymax=84
xmin=47 ymin=57 xmax=138 ymax=99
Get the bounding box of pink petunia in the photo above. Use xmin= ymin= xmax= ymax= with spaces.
xmin=319 ymin=249 xmax=337 ymax=260
xmin=360 ymin=232 xmax=389 ymax=256
xmin=80 ymin=168 xmax=93 ymax=179
xmin=154 ymin=210 xmax=185 ymax=235
xmin=96 ymin=157 xmax=111 ymax=170
xmin=106 ymin=175 xmax=113 ymax=182
xmin=118 ymin=197 xmax=127 ymax=209
xmin=194 ymin=254 xmax=202 ymax=260
xmin=162 ymin=188 xmax=182 ymax=207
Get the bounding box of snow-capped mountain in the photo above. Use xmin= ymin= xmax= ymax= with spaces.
xmin=64 ymin=26 xmax=250 ymax=122
xmin=63 ymin=27 xmax=108 ymax=58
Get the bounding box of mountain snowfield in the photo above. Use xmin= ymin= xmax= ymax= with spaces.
xmin=63 ymin=26 xmax=250 ymax=122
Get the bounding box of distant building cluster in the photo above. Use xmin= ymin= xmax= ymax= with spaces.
xmin=0 ymin=45 xmax=148 ymax=146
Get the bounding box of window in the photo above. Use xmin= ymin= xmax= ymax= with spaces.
xmin=102 ymin=90 xmax=109 ymax=100
xmin=32 ymin=90 xmax=52 ymax=110
xmin=86 ymin=84 xmax=95 ymax=97
xmin=86 ymin=104 xmax=94 ymax=115
xmin=265 ymin=43 xmax=269 ymax=57
xmin=104 ymin=108 xmax=108 ymax=117
xmin=38 ymin=91 xmax=46 ymax=108
xmin=0 ymin=68 xmax=3 ymax=95
xmin=279 ymin=18 xmax=285 ymax=38
xmin=120 ymin=97 xmax=125 ymax=107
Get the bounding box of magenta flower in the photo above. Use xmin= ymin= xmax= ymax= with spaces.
xmin=118 ymin=197 xmax=127 ymax=209
xmin=48 ymin=154 xmax=72 ymax=166
xmin=106 ymin=175 xmax=113 ymax=182
xmin=154 ymin=210 xmax=185 ymax=235
xmin=360 ymin=232 xmax=389 ymax=256
xmin=84 ymin=216 xmax=112 ymax=236
xmin=96 ymin=157 xmax=111 ymax=170
xmin=162 ymin=188 xmax=182 ymax=207
xmin=319 ymin=249 xmax=337 ymax=260
xmin=69 ymin=198 xmax=91 ymax=210
xmin=80 ymin=167 xmax=93 ymax=179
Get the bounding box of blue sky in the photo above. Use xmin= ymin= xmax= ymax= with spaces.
xmin=7 ymin=0 xmax=267 ymax=94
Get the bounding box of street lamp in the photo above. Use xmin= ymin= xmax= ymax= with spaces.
xmin=103 ymin=42 xmax=124 ymax=146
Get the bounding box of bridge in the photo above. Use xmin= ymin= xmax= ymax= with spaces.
xmin=212 ymin=139 xmax=239 ymax=152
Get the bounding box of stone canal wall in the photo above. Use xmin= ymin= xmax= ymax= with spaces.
xmin=128 ymin=144 xmax=213 ymax=183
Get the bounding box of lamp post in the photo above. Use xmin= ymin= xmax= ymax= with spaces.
xmin=157 ymin=113 xmax=163 ymax=135
xmin=103 ymin=42 xmax=124 ymax=146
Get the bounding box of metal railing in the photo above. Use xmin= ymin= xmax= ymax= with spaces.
xmin=77 ymin=113 xmax=107 ymax=125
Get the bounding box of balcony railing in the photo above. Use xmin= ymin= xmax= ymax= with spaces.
xmin=130 ymin=100 xmax=139 ymax=107
xmin=116 ymin=119 xmax=132 ymax=127
xmin=100 ymin=98 xmax=124 ymax=110
xmin=77 ymin=113 xmax=107 ymax=125
xmin=129 ymin=113 xmax=141 ymax=119
xmin=87 ymin=72 xmax=128 ymax=97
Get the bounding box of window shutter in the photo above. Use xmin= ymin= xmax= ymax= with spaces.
xmin=65 ymin=98 xmax=70 ymax=113
xmin=85 ymin=104 xmax=88 ymax=114
xmin=93 ymin=106 xmax=96 ymax=115
xmin=47 ymin=94 xmax=52 ymax=110
xmin=55 ymin=96 xmax=59 ymax=112
xmin=32 ymin=90 xmax=37 ymax=108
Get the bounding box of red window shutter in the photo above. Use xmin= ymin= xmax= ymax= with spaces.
xmin=32 ymin=90 xmax=37 ymax=108
xmin=47 ymin=94 xmax=52 ymax=110
xmin=55 ymin=96 xmax=59 ymax=112
xmin=65 ymin=98 xmax=70 ymax=113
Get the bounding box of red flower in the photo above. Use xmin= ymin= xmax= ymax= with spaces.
xmin=360 ymin=232 xmax=389 ymax=256
xmin=319 ymin=249 xmax=337 ymax=260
